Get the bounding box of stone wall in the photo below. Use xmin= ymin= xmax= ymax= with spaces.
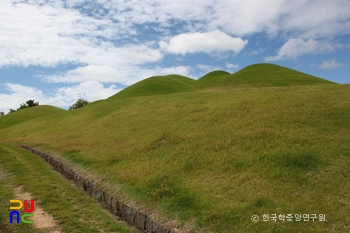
xmin=21 ymin=145 xmax=176 ymax=233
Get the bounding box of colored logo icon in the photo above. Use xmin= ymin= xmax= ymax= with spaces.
xmin=9 ymin=199 xmax=35 ymax=224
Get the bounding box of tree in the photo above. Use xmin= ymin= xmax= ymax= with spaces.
xmin=69 ymin=99 xmax=90 ymax=110
xmin=26 ymin=100 xmax=39 ymax=107
xmin=9 ymin=100 xmax=39 ymax=113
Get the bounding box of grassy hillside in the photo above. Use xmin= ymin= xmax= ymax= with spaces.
xmin=0 ymin=81 xmax=349 ymax=232
xmin=220 ymin=63 xmax=334 ymax=87
xmin=0 ymin=144 xmax=136 ymax=233
xmin=107 ymin=64 xmax=335 ymax=102
xmin=196 ymin=70 xmax=231 ymax=88
xmin=108 ymin=74 xmax=197 ymax=100
xmin=0 ymin=105 xmax=65 ymax=130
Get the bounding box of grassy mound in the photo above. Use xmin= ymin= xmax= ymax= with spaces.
xmin=107 ymin=64 xmax=335 ymax=101
xmin=0 ymin=105 xmax=65 ymax=130
xmin=108 ymin=74 xmax=197 ymax=100
xmin=219 ymin=63 xmax=335 ymax=87
xmin=196 ymin=70 xmax=231 ymax=88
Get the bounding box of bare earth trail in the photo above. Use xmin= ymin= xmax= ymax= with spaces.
xmin=0 ymin=145 xmax=138 ymax=233
xmin=13 ymin=186 xmax=61 ymax=233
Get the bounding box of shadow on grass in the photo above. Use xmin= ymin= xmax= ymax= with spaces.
xmin=258 ymin=150 xmax=321 ymax=186
xmin=260 ymin=150 xmax=320 ymax=172
xmin=138 ymin=174 xmax=202 ymax=221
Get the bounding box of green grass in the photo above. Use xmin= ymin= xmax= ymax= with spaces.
xmin=0 ymin=144 xmax=136 ymax=233
xmin=107 ymin=63 xmax=335 ymax=101
xmin=0 ymin=105 xmax=65 ymax=130
xmin=0 ymin=64 xmax=348 ymax=232
xmin=196 ymin=70 xmax=231 ymax=88
xmin=219 ymin=63 xmax=335 ymax=87
xmin=108 ymin=74 xmax=197 ymax=100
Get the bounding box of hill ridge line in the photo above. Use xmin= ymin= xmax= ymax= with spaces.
xmin=107 ymin=63 xmax=334 ymax=101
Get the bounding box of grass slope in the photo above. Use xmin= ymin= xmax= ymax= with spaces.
xmin=0 ymin=144 xmax=136 ymax=233
xmin=107 ymin=64 xmax=335 ymax=102
xmin=0 ymin=82 xmax=349 ymax=232
xmin=219 ymin=63 xmax=335 ymax=87
xmin=0 ymin=105 xmax=65 ymax=130
xmin=196 ymin=70 xmax=231 ymax=88
xmin=108 ymin=74 xmax=197 ymax=100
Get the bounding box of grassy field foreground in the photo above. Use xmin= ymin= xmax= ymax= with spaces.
xmin=0 ymin=70 xmax=349 ymax=232
xmin=0 ymin=144 xmax=136 ymax=233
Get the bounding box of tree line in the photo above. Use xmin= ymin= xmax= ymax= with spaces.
xmin=9 ymin=100 xmax=39 ymax=113
xmin=9 ymin=99 xmax=89 ymax=113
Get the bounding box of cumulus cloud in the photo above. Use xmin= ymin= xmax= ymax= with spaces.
xmin=156 ymin=66 xmax=192 ymax=77
xmin=0 ymin=83 xmax=45 ymax=113
xmin=160 ymin=30 xmax=248 ymax=55
xmin=280 ymin=0 xmax=350 ymax=38
xmin=1 ymin=0 xmax=348 ymax=75
xmin=53 ymin=81 xmax=120 ymax=104
xmin=208 ymin=0 xmax=285 ymax=36
xmin=197 ymin=64 xmax=222 ymax=75
xmin=0 ymin=1 xmax=163 ymax=86
xmin=264 ymin=38 xmax=335 ymax=61
xmin=319 ymin=59 xmax=346 ymax=69
xmin=248 ymin=48 xmax=267 ymax=56
xmin=102 ymin=0 xmax=350 ymax=38
xmin=100 ymin=0 xmax=350 ymax=38
xmin=0 ymin=83 xmax=43 ymax=106
xmin=41 ymin=65 xmax=120 ymax=83
xmin=0 ymin=2 xmax=117 ymax=68
xmin=225 ymin=63 xmax=240 ymax=70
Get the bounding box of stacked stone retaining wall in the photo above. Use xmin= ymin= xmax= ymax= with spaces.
xmin=21 ymin=145 xmax=176 ymax=233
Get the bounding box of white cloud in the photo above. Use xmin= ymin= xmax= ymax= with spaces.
xmin=160 ymin=30 xmax=248 ymax=55
xmin=41 ymin=63 xmax=191 ymax=87
xmin=265 ymin=38 xmax=335 ymax=61
xmin=66 ymin=0 xmax=349 ymax=40
xmin=225 ymin=63 xmax=240 ymax=70
xmin=216 ymin=0 xmax=350 ymax=38
xmin=156 ymin=66 xmax=192 ymax=77
xmin=116 ymin=0 xmax=349 ymax=39
xmin=0 ymin=1 xmax=348 ymax=75
xmin=248 ymin=48 xmax=267 ymax=56
xmin=0 ymin=2 xmax=119 ymax=68
xmin=280 ymin=0 xmax=350 ymax=38
xmin=208 ymin=0 xmax=285 ymax=36
xmin=41 ymin=65 xmax=120 ymax=83
xmin=0 ymin=83 xmax=44 ymax=113
xmin=319 ymin=59 xmax=346 ymax=69
xmin=52 ymin=81 xmax=121 ymax=105
xmin=0 ymin=1 xmax=163 ymax=86
xmin=108 ymin=0 xmax=350 ymax=38
xmin=196 ymin=64 xmax=223 ymax=77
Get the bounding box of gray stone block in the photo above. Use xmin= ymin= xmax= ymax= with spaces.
xmin=134 ymin=211 xmax=146 ymax=230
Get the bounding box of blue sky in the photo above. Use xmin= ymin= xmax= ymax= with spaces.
xmin=0 ymin=0 xmax=349 ymax=113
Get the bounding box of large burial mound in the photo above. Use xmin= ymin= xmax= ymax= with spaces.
xmin=107 ymin=63 xmax=335 ymax=101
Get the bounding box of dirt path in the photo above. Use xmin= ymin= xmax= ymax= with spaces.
xmin=0 ymin=219 xmax=11 ymax=233
xmin=14 ymin=186 xmax=61 ymax=233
